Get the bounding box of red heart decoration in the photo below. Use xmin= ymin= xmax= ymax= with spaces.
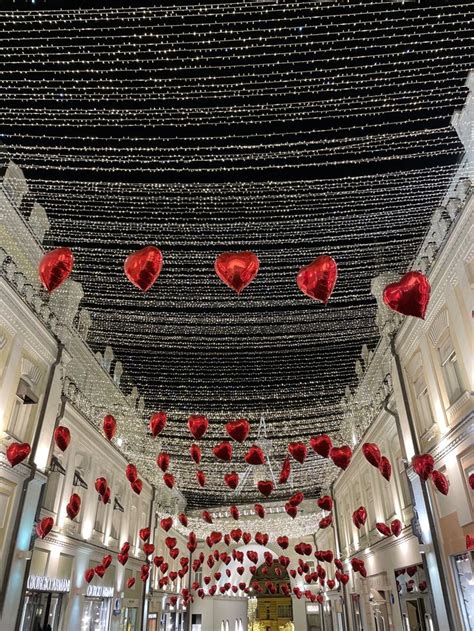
xmin=229 ymin=505 xmax=240 ymax=520
xmin=84 ymin=568 xmax=95 ymax=583
xmin=236 ymin=566 xmax=244 ymax=576
xmin=296 ymin=255 xmax=337 ymax=304
xmin=277 ymin=536 xmax=289 ymax=562
xmin=208 ymin=585 xmax=217 ymax=596
xmin=327 ymin=579 xmax=336 ymax=590
xmin=53 ymin=426 xmax=71 ymax=452
xmin=160 ymin=561 xmax=169 ymax=574
xmin=285 ymin=503 xmax=297 ymax=519
xmin=215 ymin=251 xmax=260 ymax=294
xmin=412 ymin=454 xmax=434 ymax=481
xmin=362 ymin=442 xmax=381 ymax=468
xmin=66 ymin=501 xmax=80 ymax=520
xmin=121 ymin=542 xmax=130 ymax=554
xmin=156 ymin=452 xmax=170 ymax=472
xmin=102 ymin=554 xmax=112 ymax=569
xmin=466 ymin=534 xmax=474 ymax=551
xmin=189 ymin=444 xmax=202 ymax=465
xmin=94 ymin=564 xmax=105 ymax=578
xmin=257 ymin=480 xmax=274 ymax=498
xmin=319 ymin=515 xmax=333 ymax=529
xmin=288 ymin=491 xmax=304 ymax=507
xmin=6 ymin=442 xmax=31 ymax=467
xmin=317 ymin=495 xmax=333 ymax=511
xmin=165 ymin=536 xmax=177 ymax=549
xmin=419 ymin=581 xmax=427 ymax=592
xmin=103 ymin=415 xmax=116 ymax=440
xmin=230 ymin=528 xmax=242 ymax=543
xmin=36 ymin=517 xmax=54 ymax=539
xmin=125 ymin=463 xmax=138 ymax=483
xmin=124 ymin=245 xmax=163 ymax=292
xmin=210 ymin=531 xmax=222 ymax=545
xmin=163 ymin=473 xmax=175 ymax=489
xmin=160 ymin=517 xmax=173 ymax=532
xmin=379 ymin=456 xmax=392 ymax=481
xmin=376 ymin=522 xmax=392 ymax=537
xmin=196 ymin=470 xmax=206 ymax=487
xmin=118 ymin=552 xmax=129 ymax=566
xmin=149 ymin=412 xmax=167 ymax=437
xmin=278 ymin=455 xmax=291 ymax=484
xmin=330 ymin=446 xmax=352 ymax=470
xmin=212 ymin=441 xmax=233 ymax=462
xmin=187 ymin=415 xmax=209 ymax=440
xmin=406 ymin=565 xmax=418 ymax=577
xmin=383 ymin=271 xmax=430 ymax=319
xmin=68 ymin=493 xmax=81 ymax=510
xmin=102 ymin=487 xmax=111 ymax=504
xmin=154 ymin=555 xmax=164 ymax=568
xmin=94 ymin=477 xmax=106 ymax=496
xmin=255 ymin=532 xmax=269 ymax=546
xmin=242 ymin=532 xmax=252 ymax=545
xmin=352 ymin=506 xmax=367 ymax=528
xmin=244 ymin=445 xmax=265 ymax=466
xmin=339 ymin=573 xmax=350 ymax=585
xmin=202 ymin=510 xmax=213 ymax=524
xmin=288 ymin=442 xmax=307 ymax=464
xmin=334 ymin=559 xmax=344 ymax=571
xmin=126 ymin=577 xmax=135 ymax=589
xmin=310 ymin=435 xmax=333 ymax=458
xmin=39 ymin=247 xmax=74 ymax=292
xmin=254 ymin=503 xmax=265 ymax=518
xmin=225 ymin=419 xmax=250 ymax=443
xmin=247 ymin=550 xmax=259 ymax=564
xmin=131 ymin=478 xmax=142 ymax=495
xmin=431 ymin=469 xmax=449 ymax=495
xmin=139 ymin=527 xmax=151 ymax=541
xmin=391 ymin=519 xmax=403 ymax=537
xmin=469 ymin=472 xmax=474 ymax=490
xmin=144 ymin=543 xmax=155 ymax=556
xmin=224 ymin=471 xmax=239 ymax=490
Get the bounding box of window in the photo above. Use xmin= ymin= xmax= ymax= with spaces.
xmin=277 ymin=604 xmax=292 ymax=618
xmin=43 ymin=457 xmax=66 ymax=513
xmin=94 ymin=497 xmax=107 ymax=533
xmin=364 ymin=471 xmax=376 ymax=529
xmin=7 ymin=396 xmax=32 ymax=441
xmin=128 ymin=506 xmax=137 ymax=544
xmin=110 ymin=497 xmax=123 ymax=540
xmin=194 ymin=567 xmax=202 ymax=587
xmin=438 ymin=335 xmax=462 ymax=405
xmin=413 ymin=369 xmax=434 ymax=435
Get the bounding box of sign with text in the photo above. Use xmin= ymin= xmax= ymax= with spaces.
xmin=27 ymin=575 xmax=70 ymax=593
xmin=86 ymin=584 xmax=114 ymax=598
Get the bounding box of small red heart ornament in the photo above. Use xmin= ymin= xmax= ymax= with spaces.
xmin=165 ymin=536 xmax=177 ymax=549
xmin=212 ymin=441 xmax=233 ymax=462
xmin=95 ymin=477 xmax=107 ymax=495
xmin=431 ymin=469 xmax=449 ymax=495
xmin=310 ymin=435 xmax=333 ymax=458
xmin=149 ymin=412 xmax=167 ymax=437
xmin=383 ymin=271 xmax=430 ymax=319
xmin=285 ymin=503 xmax=297 ymax=519
xmin=412 ymin=454 xmax=434 ymax=481
xmin=244 ymin=445 xmax=265 ymax=465
xmin=39 ymin=247 xmax=74 ymax=292
xmin=317 ymin=495 xmax=333 ymax=511
xmin=187 ymin=415 xmax=209 ymax=440
xmin=196 ymin=470 xmax=206 ymax=487
xmin=36 ymin=517 xmax=54 ymax=539
xmin=127 ymin=577 xmax=135 ymax=588
xmin=466 ymin=534 xmax=474 ymax=550
xmin=224 ymin=471 xmax=239 ymax=490
xmin=330 ymin=446 xmax=352 ymax=470
xmin=214 ymin=251 xmax=260 ymax=294
xmin=288 ymin=442 xmax=307 ymax=464
xmin=144 ymin=543 xmax=155 ymax=556
xmin=296 ymin=255 xmax=337 ymax=304
xmin=254 ymin=503 xmax=265 ymax=518
xmin=257 ymin=480 xmax=274 ymax=497
xmin=124 ymin=245 xmax=163 ymax=292
xmin=279 ymin=456 xmax=291 ymax=483
xmin=125 ymin=463 xmax=138 ymax=483
xmin=163 ymin=473 xmax=175 ymax=489
xmin=160 ymin=517 xmax=173 ymax=532
xmin=319 ymin=515 xmax=333 ymax=529
xmin=54 ymin=426 xmax=71 ymax=452
xmin=131 ymin=478 xmax=142 ymax=495
xmin=242 ymin=532 xmax=252 ymax=545
xmin=101 ymin=486 xmax=111 ymax=504
xmin=102 ymin=554 xmax=112 ymax=569
xmin=103 ymin=415 xmax=117 ymax=440
xmin=156 ymin=452 xmax=170 ymax=472
xmin=84 ymin=568 xmax=95 ymax=583
xmin=378 ymin=456 xmax=392 ymax=481
xmin=118 ymin=553 xmax=129 ymax=566
xmin=362 ymin=443 xmax=381 ymax=468
xmin=6 ymin=442 xmax=31 ymax=467
xmin=376 ymin=522 xmax=392 ymax=537
xmin=229 ymin=505 xmax=240 ymax=520
xmin=288 ymin=491 xmax=304 ymax=507
xmin=202 ymin=511 xmax=213 ymax=524
xmin=139 ymin=527 xmax=151 ymax=541
xmin=391 ymin=519 xmax=403 ymax=537
xmin=189 ymin=443 xmax=202 ymax=465
xmin=225 ymin=418 xmax=250 ymax=443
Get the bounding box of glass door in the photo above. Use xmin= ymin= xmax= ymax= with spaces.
xmin=21 ymin=591 xmax=63 ymax=631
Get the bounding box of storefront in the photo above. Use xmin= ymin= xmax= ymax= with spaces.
xmin=81 ymin=584 xmax=114 ymax=631
xmin=120 ymin=597 xmax=139 ymax=631
xmin=20 ymin=574 xmax=70 ymax=631
xmin=395 ymin=564 xmax=434 ymax=631
xmin=452 ymin=550 xmax=474 ymax=631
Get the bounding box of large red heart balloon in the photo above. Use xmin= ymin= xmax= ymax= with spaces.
xmin=379 ymin=456 xmax=392 ymax=481
xmin=310 ymin=435 xmax=333 ymax=458
xmin=330 ymin=446 xmax=352 ymax=470
xmin=391 ymin=519 xmax=403 ymax=537
xmin=144 ymin=543 xmax=155 ymax=556
xmin=121 ymin=542 xmax=130 ymax=554
xmin=124 ymin=245 xmax=163 ymax=292
xmin=126 ymin=577 xmax=135 ymax=588
xmin=224 ymin=471 xmax=239 ymax=490
xmin=225 ymin=418 xmax=250 ymax=443
xmin=469 ymin=473 xmax=474 ymax=490
xmin=383 ymin=271 xmax=430 ymax=319
xmin=66 ymin=501 xmax=80 ymax=520
xmin=212 ymin=441 xmax=233 ymax=462
xmin=156 ymin=452 xmax=170 ymax=472
xmin=279 ymin=456 xmax=291 ymax=484
xmin=257 ymin=480 xmax=274 ymax=498
xmin=6 ymin=442 xmax=31 ymax=467
xmin=202 ymin=511 xmax=213 ymax=524
xmin=84 ymin=568 xmax=95 ymax=583
xmin=214 ymin=251 xmax=260 ymax=294
xmin=103 ymin=415 xmax=117 ymax=440
xmin=362 ymin=442 xmax=381 ymax=468
xmin=131 ymin=478 xmax=142 ymax=495
xmin=118 ymin=552 xmax=129 ymax=566
xmin=165 ymin=536 xmax=177 ymax=549
xmin=247 ymin=550 xmax=259 ymax=564
xmin=431 ymin=469 xmax=449 ymax=495
xmin=296 ymin=255 xmax=337 ymax=304
xmin=230 ymin=528 xmax=242 ymax=543
xmin=160 ymin=517 xmax=173 ymax=532
xmin=149 ymin=412 xmax=167 ymax=437
xmin=288 ymin=491 xmax=304 ymax=507
xmin=139 ymin=527 xmax=151 ymax=541
xmin=188 ymin=415 xmax=209 ymax=440
xmin=36 ymin=517 xmax=54 ymax=539
xmin=189 ymin=444 xmax=202 ymax=465
xmin=39 ymin=247 xmax=74 ymax=292
xmin=163 ymin=473 xmax=175 ymax=489
xmin=288 ymin=442 xmax=307 ymax=464
xmin=285 ymin=503 xmax=297 ymax=519
xmin=102 ymin=554 xmax=112 ymax=569
xmin=95 ymin=477 xmax=107 ymax=496
xmin=412 ymin=454 xmax=434 ymax=481
xmin=317 ymin=495 xmax=333 ymax=511
xmin=101 ymin=486 xmax=111 ymax=504
xmin=53 ymin=426 xmax=71 ymax=452
xmin=125 ymin=463 xmax=138 ymax=483
xmin=376 ymin=522 xmax=392 ymax=537
xmin=196 ymin=470 xmax=206 ymax=487
xmin=244 ymin=445 xmax=265 ymax=465
xmin=319 ymin=515 xmax=333 ymax=529
xmin=229 ymin=505 xmax=240 ymax=520
xmin=254 ymin=503 xmax=265 ymax=518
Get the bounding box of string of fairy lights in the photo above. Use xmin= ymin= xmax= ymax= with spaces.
xmin=1 ymin=0 xmax=470 ymax=506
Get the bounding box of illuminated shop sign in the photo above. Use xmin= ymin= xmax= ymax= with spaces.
xmin=27 ymin=575 xmax=70 ymax=593
xmin=86 ymin=585 xmax=114 ymax=598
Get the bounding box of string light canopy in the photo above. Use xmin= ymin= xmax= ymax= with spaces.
xmin=0 ymin=0 xmax=469 ymax=507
